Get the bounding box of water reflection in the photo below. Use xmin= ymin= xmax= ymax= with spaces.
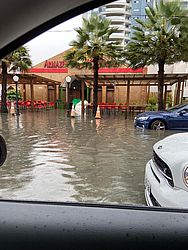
xmin=0 ymin=111 xmax=176 ymax=205
xmin=71 ymin=117 xmax=75 ymax=131
xmin=95 ymin=119 xmax=101 ymax=134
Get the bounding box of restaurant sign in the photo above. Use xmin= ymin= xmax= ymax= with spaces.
xmin=44 ymin=60 xmax=65 ymax=68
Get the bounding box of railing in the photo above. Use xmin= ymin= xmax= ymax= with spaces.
xmin=87 ymin=103 xmax=146 ymax=114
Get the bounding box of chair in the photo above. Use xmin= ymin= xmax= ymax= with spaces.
xmin=99 ymin=104 xmax=106 ymax=114
xmin=34 ymin=101 xmax=44 ymax=111
xmin=47 ymin=101 xmax=55 ymax=109
xmin=119 ymin=103 xmax=127 ymax=113
xmin=25 ymin=100 xmax=31 ymax=110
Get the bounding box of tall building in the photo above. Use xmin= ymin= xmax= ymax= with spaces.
xmin=131 ymin=0 xmax=157 ymax=36
xmin=181 ymin=0 xmax=188 ymax=8
xmin=86 ymin=0 xmax=156 ymax=45
xmin=85 ymin=1 xmax=132 ymax=48
xmin=100 ymin=1 xmax=132 ymax=47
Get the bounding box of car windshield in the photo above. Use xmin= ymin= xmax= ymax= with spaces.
xmin=167 ymin=103 xmax=188 ymax=112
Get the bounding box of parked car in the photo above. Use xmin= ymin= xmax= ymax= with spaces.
xmin=134 ymin=103 xmax=188 ymax=130
xmin=145 ymin=132 xmax=188 ymax=208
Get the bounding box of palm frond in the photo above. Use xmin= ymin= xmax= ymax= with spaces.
xmin=127 ymin=0 xmax=188 ymax=67
xmin=64 ymin=13 xmax=123 ymax=70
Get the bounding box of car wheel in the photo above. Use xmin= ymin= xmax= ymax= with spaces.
xmin=150 ymin=120 xmax=166 ymax=130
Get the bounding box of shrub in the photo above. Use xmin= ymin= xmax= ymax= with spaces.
xmin=146 ymin=96 xmax=157 ymax=111
xmin=166 ymin=95 xmax=172 ymax=108
xmin=7 ymin=89 xmax=22 ymax=101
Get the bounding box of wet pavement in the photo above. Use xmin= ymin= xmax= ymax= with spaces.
xmin=0 ymin=110 xmax=177 ymax=206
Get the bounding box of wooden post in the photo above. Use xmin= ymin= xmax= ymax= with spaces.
xmin=126 ymin=79 xmax=130 ymax=113
xmin=181 ymin=80 xmax=185 ymax=103
xmin=90 ymin=88 xmax=93 ymax=104
xmin=23 ymin=83 xmax=26 ymax=101
xmin=30 ymin=80 xmax=34 ymax=111
xmin=54 ymin=84 xmax=57 ymax=108
xmin=147 ymin=85 xmax=150 ymax=103
xmin=176 ymin=80 xmax=181 ymax=105
xmin=66 ymin=86 xmax=69 ymax=110
xmin=164 ymin=85 xmax=167 ymax=110
xmin=81 ymin=80 xmax=85 ymax=116
xmin=102 ymin=85 xmax=107 ymax=103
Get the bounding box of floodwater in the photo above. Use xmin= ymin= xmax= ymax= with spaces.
xmin=0 ymin=110 xmax=176 ymax=206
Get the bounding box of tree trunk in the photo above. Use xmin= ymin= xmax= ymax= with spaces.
xmin=1 ymin=61 xmax=8 ymax=113
xmin=157 ymin=60 xmax=165 ymax=111
xmin=93 ymin=56 xmax=99 ymax=116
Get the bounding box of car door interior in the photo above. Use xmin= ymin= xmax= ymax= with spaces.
xmin=0 ymin=0 xmax=188 ymax=249
xmin=0 ymin=0 xmax=112 ymax=58
xmin=179 ymin=110 xmax=187 ymax=115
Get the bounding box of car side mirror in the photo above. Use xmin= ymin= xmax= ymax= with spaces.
xmin=0 ymin=135 xmax=7 ymax=166
xmin=179 ymin=110 xmax=186 ymax=116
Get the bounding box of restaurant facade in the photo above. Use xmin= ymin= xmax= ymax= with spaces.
xmin=29 ymin=50 xmax=149 ymax=106
xmin=5 ymin=49 xmax=183 ymax=111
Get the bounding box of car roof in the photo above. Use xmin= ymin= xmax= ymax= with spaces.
xmin=0 ymin=0 xmax=112 ymax=59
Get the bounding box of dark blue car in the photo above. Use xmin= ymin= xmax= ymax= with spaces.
xmin=134 ymin=103 xmax=188 ymax=130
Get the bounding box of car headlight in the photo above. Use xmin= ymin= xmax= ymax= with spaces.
xmin=137 ymin=116 xmax=149 ymax=121
xmin=183 ymin=166 xmax=188 ymax=186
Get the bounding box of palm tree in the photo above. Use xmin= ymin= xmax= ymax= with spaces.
xmin=125 ymin=0 xmax=188 ymax=110
xmin=1 ymin=46 xmax=32 ymax=113
xmin=64 ymin=14 xmax=123 ymax=115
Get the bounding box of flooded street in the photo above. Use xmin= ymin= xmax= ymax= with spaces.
xmin=0 ymin=111 xmax=176 ymax=206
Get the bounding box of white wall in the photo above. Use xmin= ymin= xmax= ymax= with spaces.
xmin=147 ymin=62 xmax=188 ymax=98
xmin=147 ymin=62 xmax=188 ymax=74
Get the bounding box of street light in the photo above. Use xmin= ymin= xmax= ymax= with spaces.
xmin=65 ymin=76 xmax=72 ymax=111
xmin=13 ymin=75 xmax=19 ymax=116
xmin=65 ymin=76 xmax=71 ymax=84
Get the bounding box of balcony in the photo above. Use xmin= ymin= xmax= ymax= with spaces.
xmin=106 ymin=16 xmax=125 ymax=22
xmin=104 ymin=8 xmax=126 ymax=14
xmin=124 ymin=36 xmax=131 ymax=42
xmin=110 ymin=33 xmax=125 ymax=39
xmin=124 ymin=19 xmax=131 ymax=25
xmin=106 ymin=1 xmax=126 ymax=7
xmin=110 ymin=24 xmax=126 ymax=31
xmin=124 ymin=27 xmax=131 ymax=33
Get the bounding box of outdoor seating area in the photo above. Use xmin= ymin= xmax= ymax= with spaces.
xmin=1 ymin=100 xmax=55 ymax=112
xmin=1 ymin=99 xmax=146 ymax=115
xmin=20 ymin=100 xmax=55 ymax=111
xmin=87 ymin=103 xmax=146 ymax=115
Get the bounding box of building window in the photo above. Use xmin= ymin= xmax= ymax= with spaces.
xmin=134 ymin=9 xmax=139 ymax=11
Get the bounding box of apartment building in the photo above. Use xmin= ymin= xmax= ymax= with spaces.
xmin=85 ymin=1 xmax=132 ymax=48
xmin=100 ymin=1 xmax=131 ymax=47
xmin=131 ymin=0 xmax=157 ymax=36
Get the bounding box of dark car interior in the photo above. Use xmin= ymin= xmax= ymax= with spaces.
xmin=0 ymin=0 xmax=188 ymax=249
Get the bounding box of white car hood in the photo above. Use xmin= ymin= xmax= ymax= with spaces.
xmin=153 ymin=133 xmax=188 ymax=169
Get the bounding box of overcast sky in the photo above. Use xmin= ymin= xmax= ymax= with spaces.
xmin=25 ymin=15 xmax=82 ymax=66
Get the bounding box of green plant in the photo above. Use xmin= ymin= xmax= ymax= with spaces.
xmin=7 ymin=89 xmax=22 ymax=101
xmin=64 ymin=14 xmax=123 ymax=115
xmin=125 ymin=0 xmax=188 ymax=111
xmin=166 ymin=95 xmax=172 ymax=108
xmin=1 ymin=46 xmax=32 ymax=113
xmin=146 ymin=96 xmax=158 ymax=111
